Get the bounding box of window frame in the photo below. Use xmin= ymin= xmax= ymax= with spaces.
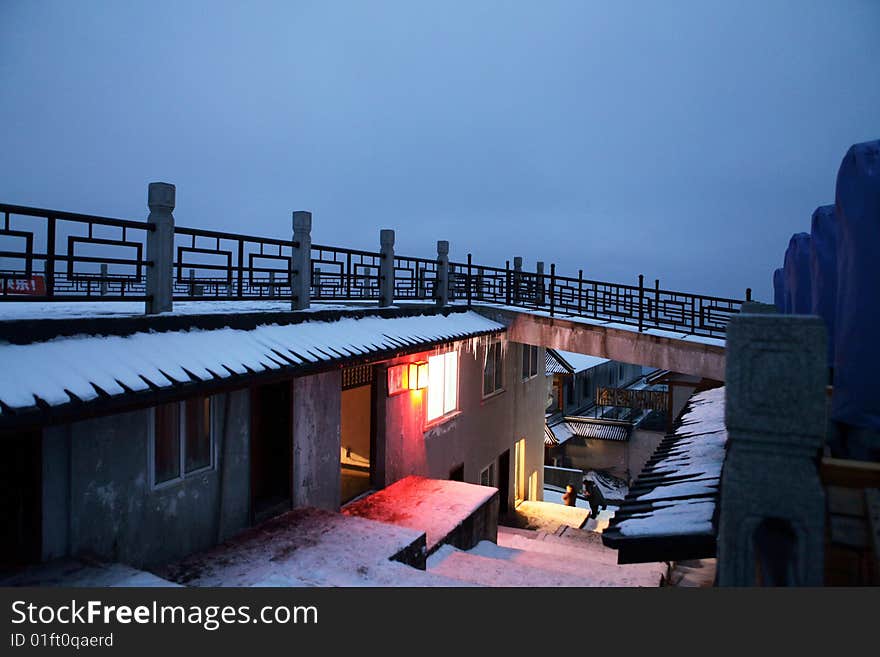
xmin=521 ymin=344 xmax=540 ymax=381
xmin=149 ymin=396 xmax=216 ymax=489
xmin=426 ymin=350 xmax=460 ymax=425
xmin=480 ymin=462 xmax=496 ymax=487
xmin=482 ymin=339 xmax=505 ymax=399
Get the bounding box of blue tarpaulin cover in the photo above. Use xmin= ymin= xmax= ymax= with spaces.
xmin=832 ymin=140 xmax=880 ymax=430
xmin=810 ymin=205 xmax=837 ymax=364
xmin=783 ymin=232 xmax=812 ymax=314
xmin=773 ymin=267 xmax=785 ymax=313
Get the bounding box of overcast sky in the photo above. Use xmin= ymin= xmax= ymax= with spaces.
xmin=1 ymin=1 xmax=878 ymax=300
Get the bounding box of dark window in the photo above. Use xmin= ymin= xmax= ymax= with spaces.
xmin=154 ymin=402 xmax=181 ymax=485
xmin=153 ymin=397 xmax=214 ymax=486
xmin=521 ymin=345 xmax=540 ymax=380
xmin=483 ymin=341 xmax=504 ymax=397
xmin=184 ymin=397 xmax=212 ymax=473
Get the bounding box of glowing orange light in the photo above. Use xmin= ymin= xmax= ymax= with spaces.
xmin=407 ymin=361 xmax=429 ymax=390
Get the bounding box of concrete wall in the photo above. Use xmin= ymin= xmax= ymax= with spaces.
xmin=41 ymin=390 xmax=251 ymax=568
xmin=480 ymin=308 xmax=726 ymax=381
xmin=551 ymin=427 xmax=666 ymax=484
xmin=381 ymin=339 xmax=546 ymax=512
xmin=292 ymin=370 xmax=341 ymax=511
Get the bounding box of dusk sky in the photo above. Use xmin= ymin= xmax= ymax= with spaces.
xmin=2 ymin=1 xmax=878 ymax=300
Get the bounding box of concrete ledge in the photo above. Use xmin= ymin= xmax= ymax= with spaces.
xmin=475 ymin=307 xmax=726 ymax=381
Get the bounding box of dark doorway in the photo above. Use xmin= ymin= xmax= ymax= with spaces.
xmin=340 ymin=378 xmax=374 ymax=504
xmin=0 ymin=430 xmax=42 ymax=568
xmin=449 ymin=463 xmax=464 ymax=482
xmin=251 ymin=382 xmax=292 ymax=522
xmin=497 ymin=449 xmax=510 ymax=516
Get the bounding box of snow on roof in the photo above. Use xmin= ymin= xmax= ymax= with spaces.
xmin=0 ymin=310 xmax=503 ymax=413
xmin=546 ymin=348 xmax=609 ymax=374
xmin=157 ymin=506 xmax=464 ymax=587
xmin=342 ymin=476 xmax=497 ymax=552
xmin=546 ymin=417 xmax=631 ymax=445
xmin=602 ymin=386 xmax=728 ymax=556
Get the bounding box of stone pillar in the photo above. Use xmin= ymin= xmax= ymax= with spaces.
xmin=513 ymin=256 xmax=523 ymax=304
xmin=718 ymin=312 xmax=827 ymax=586
xmin=536 ymin=261 xmax=545 ymax=305
xmin=379 ymin=229 xmax=395 ymax=307
xmin=436 ymin=240 xmax=449 ymax=307
xmin=291 ymin=211 xmax=312 ymax=310
xmin=146 ymin=182 xmax=175 ymax=314
xmin=100 ymin=263 xmax=108 ymax=296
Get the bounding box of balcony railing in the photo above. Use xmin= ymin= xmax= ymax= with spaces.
xmin=0 ymin=202 xmax=746 ymax=337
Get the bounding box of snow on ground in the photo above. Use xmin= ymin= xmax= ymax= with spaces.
xmin=543 ymin=487 xmax=590 ymax=510
xmin=584 ymin=470 xmax=629 ymax=503
xmin=513 ymin=500 xmax=590 ymax=532
xmin=156 ymin=507 xmax=463 ymax=587
xmin=0 ymin=559 xmax=179 ymax=587
xmin=342 ymin=476 xmax=496 ymax=552
xmin=427 ymin=528 xmax=664 ymax=587
xmin=0 ymin=310 xmax=503 ymax=412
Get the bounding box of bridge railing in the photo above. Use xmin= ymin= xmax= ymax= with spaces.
xmin=0 ymin=201 xmax=745 ymax=338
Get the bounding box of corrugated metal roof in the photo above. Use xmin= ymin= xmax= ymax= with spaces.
xmin=0 ymin=311 xmax=504 ymax=415
xmin=545 ymin=348 xmax=610 ymax=375
xmin=602 ymin=386 xmax=728 ymax=564
xmin=546 ymin=417 xmax=632 ymax=445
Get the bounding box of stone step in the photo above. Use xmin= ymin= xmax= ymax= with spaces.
xmin=496 ymin=528 xmax=666 ymax=585
xmin=427 ymin=544 xmax=605 ymax=587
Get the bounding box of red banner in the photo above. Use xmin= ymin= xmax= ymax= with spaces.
xmin=5 ymin=274 xmax=46 ymax=296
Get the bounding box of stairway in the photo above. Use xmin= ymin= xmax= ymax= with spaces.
xmin=426 ymin=525 xmax=666 ymax=587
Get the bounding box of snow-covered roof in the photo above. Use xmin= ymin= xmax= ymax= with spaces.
xmin=545 ymin=417 xmax=631 ymax=445
xmin=545 ymin=348 xmax=610 ymax=375
xmin=0 ymin=310 xmax=503 ymax=415
xmin=601 ymin=386 xmax=728 ymax=563
xmin=342 ymin=476 xmax=497 ymax=553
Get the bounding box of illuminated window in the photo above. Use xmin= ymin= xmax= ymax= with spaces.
xmin=483 ymin=340 xmax=504 ymax=397
xmin=521 ymin=344 xmax=540 ymax=380
xmin=151 ymin=396 xmax=214 ymax=487
xmin=427 ymin=351 xmax=458 ymax=422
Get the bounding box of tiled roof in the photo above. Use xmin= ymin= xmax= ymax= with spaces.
xmin=545 ymin=417 xmax=632 ymax=445
xmin=0 ymin=311 xmax=504 ymax=417
xmin=545 ymin=348 xmax=610 ymax=375
xmin=602 ymin=386 xmax=727 ymax=564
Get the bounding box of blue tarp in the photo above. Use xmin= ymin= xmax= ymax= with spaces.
xmin=832 ymin=139 xmax=880 ymax=431
xmin=783 ymin=232 xmax=812 ymax=314
xmin=773 ymin=267 xmax=785 ymax=313
xmin=810 ymin=205 xmax=837 ymax=364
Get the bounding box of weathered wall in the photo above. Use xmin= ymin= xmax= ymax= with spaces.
xmin=381 ymin=340 xmax=546 ymax=511
xmin=292 ymin=370 xmax=341 ymax=511
xmin=479 ymin=308 xmax=726 ymax=381
xmin=554 ymin=428 xmax=665 ymax=484
xmin=42 ymin=390 xmax=251 ymax=568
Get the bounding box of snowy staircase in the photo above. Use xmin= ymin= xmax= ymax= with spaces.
xmin=426 ymin=526 xmax=666 ymax=587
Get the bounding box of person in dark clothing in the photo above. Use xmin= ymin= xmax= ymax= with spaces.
xmin=562 ymin=484 xmax=577 ymax=507
xmin=583 ymin=480 xmax=605 ymax=519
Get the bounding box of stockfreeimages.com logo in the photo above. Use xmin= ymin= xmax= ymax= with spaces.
xmin=11 ymin=600 xmax=318 ymax=632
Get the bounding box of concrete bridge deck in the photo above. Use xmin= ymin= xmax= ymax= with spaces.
xmin=473 ymin=304 xmax=726 ymax=381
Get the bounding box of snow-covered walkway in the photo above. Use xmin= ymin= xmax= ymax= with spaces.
xmin=428 ymin=526 xmax=665 ymax=587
